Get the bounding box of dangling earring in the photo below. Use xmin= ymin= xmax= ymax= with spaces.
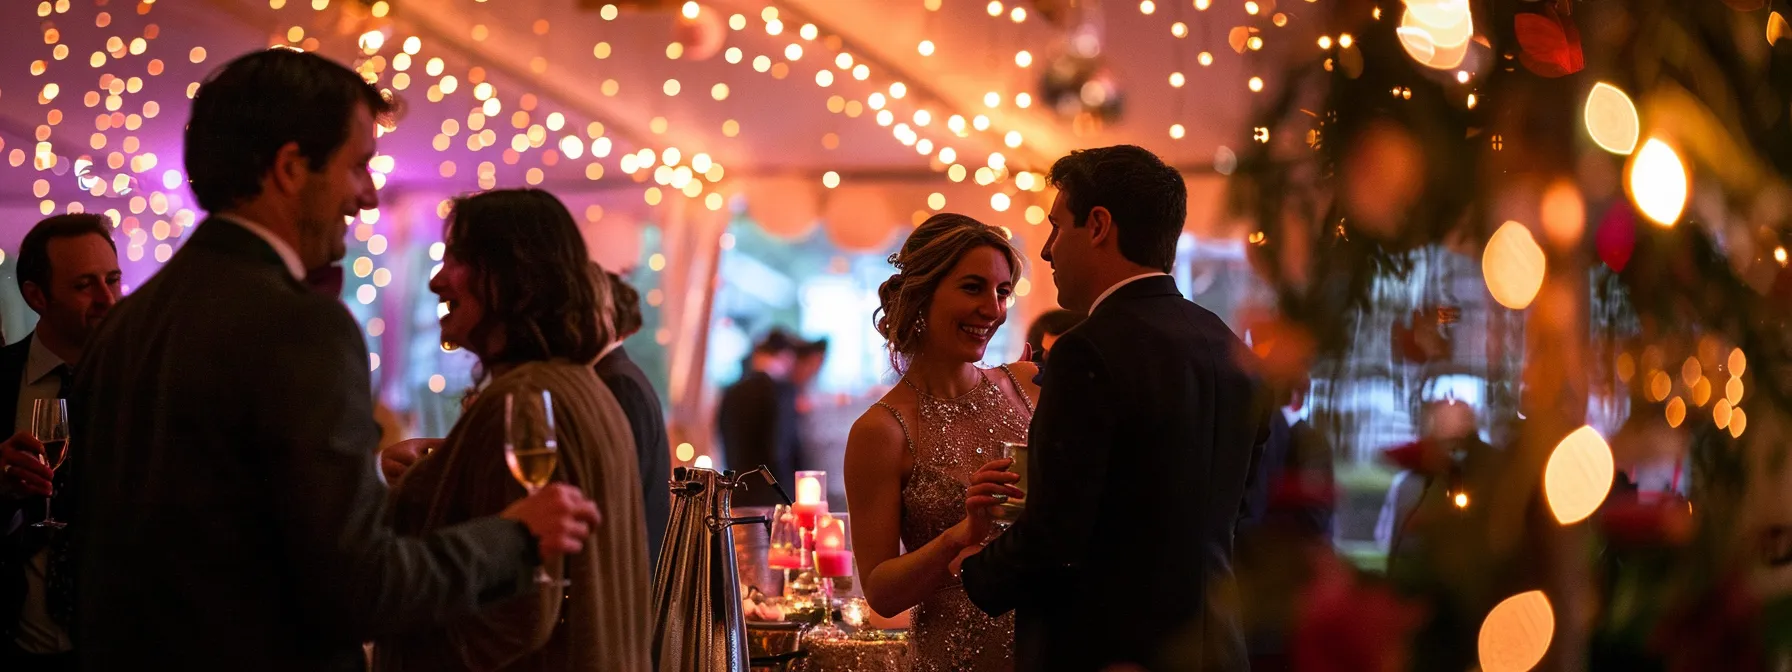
xmin=912 ymin=317 xmax=927 ymax=335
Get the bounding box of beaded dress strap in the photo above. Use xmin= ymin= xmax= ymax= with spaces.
xmin=996 ymin=364 xmax=1035 ymax=414
xmin=874 ymin=401 xmax=918 ymax=456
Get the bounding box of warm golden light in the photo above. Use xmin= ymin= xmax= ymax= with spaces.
xmin=1692 ymin=376 xmax=1712 ymax=407
xmin=1649 ymin=371 xmax=1671 ymax=402
xmin=1665 ymin=397 xmax=1686 ymax=428
xmin=1729 ymin=408 xmax=1747 ymax=438
xmin=1584 ymin=82 xmax=1640 ymax=155
xmin=1544 ymin=426 xmax=1614 ymax=526
xmin=1726 ymin=377 xmax=1743 ymax=405
xmin=1728 ymin=348 xmax=1747 ymax=376
xmin=1627 ymin=138 xmax=1689 ymax=227
xmin=1478 ymin=591 xmax=1555 ymax=672
xmin=1714 ymin=398 xmax=1733 ymax=429
xmin=1539 ymin=180 xmax=1584 ymax=249
xmin=1453 ymin=492 xmax=1469 ymax=508
xmin=1248 ymin=77 xmax=1263 ymax=92
xmin=1482 ymin=221 xmax=1546 ymax=310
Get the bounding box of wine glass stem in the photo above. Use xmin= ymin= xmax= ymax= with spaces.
xmin=43 ymin=495 xmax=51 ymax=524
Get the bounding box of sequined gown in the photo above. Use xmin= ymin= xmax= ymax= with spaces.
xmin=877 ymin=365 xmax=1032 ymax=671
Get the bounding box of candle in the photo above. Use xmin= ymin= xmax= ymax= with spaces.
xmin=813 ymin=517 xmax=853 ymax=578
xmin=768 ymin=544 xmax=808 ymax=570
xmin=792 ymin=471 xmax=828 ymax=528
xmin=796 ymin=476 xmax=821 ymax=504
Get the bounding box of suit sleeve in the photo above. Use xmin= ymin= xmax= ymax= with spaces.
xmin=961 ymin=332 xmax=1114 ymax=616
xmin=260 ymin=299 xmax=535 ymax=639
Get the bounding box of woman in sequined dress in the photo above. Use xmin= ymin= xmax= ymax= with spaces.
xmin=844 ymin=213 xmax=1039 ymax=671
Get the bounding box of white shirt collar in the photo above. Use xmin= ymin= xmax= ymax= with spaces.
xmin=597 ymin=340 xmax=626 ymax=364
xmin=213 ymin=213 xmax=308 ymax=281
xmin=24 ymin=332 xmax=67 ymax=388
xmin=1088 ymin=272 xmax=1171 ymax=314
xmin=1282 ymin=406 xmax=1304 ymax=427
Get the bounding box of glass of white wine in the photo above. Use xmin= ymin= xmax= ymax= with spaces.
xmin=987 ymin=441 xmax=1027 ymax=541
xmin=505 ymin=390 xmax=568 ymax=586
xmin=31 ymin=399 xmax=70 ymax=529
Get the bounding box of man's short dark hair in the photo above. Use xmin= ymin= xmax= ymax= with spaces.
xmin=17 ymin=213 xmax=116 ymax=296
xmin=1047 ymin=145 xmax=1186 ymax=272
xmin=754 ymin=329 xmax=797 ymax=355
xmin=796 ymin=338 xmax=829 ymax=358
xmin=1025 ymin=309 xmax=1084 ymax=354
xmin=607 ymin=271 xmax=644 ymax=338
xmin=185 ymin=48 xmax=394 ymax=212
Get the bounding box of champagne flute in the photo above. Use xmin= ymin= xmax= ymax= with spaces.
xmin=766 ymin=504 xmax=810 ymax=596
xmin=987 ymin=441 xmax=1027 ymax=540
xmin=31 ymin=399 xmax=70 ymax=529
xmin=506 ymin=390 xmax=568 ymax=586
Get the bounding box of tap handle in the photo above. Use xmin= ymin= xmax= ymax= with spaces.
xmin=729 ymin=515 xmax=772 ymax=534
xmin=737 ymin=465 xmax=793 ymax=505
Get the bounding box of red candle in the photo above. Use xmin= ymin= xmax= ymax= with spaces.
xmin=813 ymin=517 xmax=853 ymax=578
xmin=767 ymin=545 xmax=808 ymax=570
xmin=815 ymin=549 xmax=853 ymax=577
xmin=793 ymin=475 xmax=827 ymax=528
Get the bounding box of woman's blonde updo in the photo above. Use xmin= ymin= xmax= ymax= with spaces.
xmin=874 ymin=213 xmax=1022 ymax=373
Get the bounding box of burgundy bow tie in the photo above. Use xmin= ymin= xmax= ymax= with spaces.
xmin=304 ymin=264 xmax=345 ymax=298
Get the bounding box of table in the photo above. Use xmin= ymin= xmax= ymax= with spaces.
xmin=748 ymin=624 xmax=911 ymax=672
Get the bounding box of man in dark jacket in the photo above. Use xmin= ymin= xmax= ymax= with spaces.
xmin=955 ymin=146 xmax=1270 ymax=671
xmin=593 ymin=270 xmax=672 ymax=566
xmin=69 ymin=48 xmax=599 ymax=671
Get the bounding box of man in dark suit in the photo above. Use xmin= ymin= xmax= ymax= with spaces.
xmin=953 ymin=145 xmax=1269 ymax=671
xmin=0 ymin=214 xmax=121 ymax=671
xmin=716 ymin=331 xmax=801 ymax=507
xmin=68 ymin=49 xmax=601 ymax=671
xmin=593 ymin=270 xmax=672 ymax=566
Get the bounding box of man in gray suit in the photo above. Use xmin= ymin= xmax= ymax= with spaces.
xmin=70 ymin=48 xmax=601 ymax=670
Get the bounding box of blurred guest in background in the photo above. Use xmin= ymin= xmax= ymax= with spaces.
xmin=592 ymin=268 xmax=671 ymax=568
xmin=1023 ymin=309 xmax=1083 ymax=362
xmin=1240 ymin=374 xmax=1335 ymax=539
xmin=789 ymin=337 xmax=829 ymax=408
xmin=1235 ymin=373 xmax=1335 ymax=671
xmin=717 ymin=331 xmax=801 ymax=506
xmin=0 ymin=213 xmax=119 ymax=671
xmin=380 ymin=188 xmax=650 ymax=670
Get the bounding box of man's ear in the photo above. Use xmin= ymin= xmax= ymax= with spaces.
xmin=268 ymin=141 xmax=309 ymax=197
xmin=21 ymin=282 xmax=47 ymax=314
xmin=1086 ymin=206 xmax=1116 ymax=248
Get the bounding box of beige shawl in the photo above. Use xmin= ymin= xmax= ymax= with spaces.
xmin=376 ymin=360 xmax=653 ymax=671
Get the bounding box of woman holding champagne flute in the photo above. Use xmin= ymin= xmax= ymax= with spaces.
xmin=375 ymin=188 xmax=651 ymax=671
xmin=844 ymin=214 xmax=1037 ymax=671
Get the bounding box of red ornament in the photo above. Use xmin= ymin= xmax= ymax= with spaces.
xmin=1600 ymin=496 xmax=1695 ymax=547
xmin=1596 ymin=202 xmax=1638 ymax=273
xmin=1292 ymin=553 xmax=1425 ymax=672
xmin=1515 ymin=8 xmax=1585 ymax=78
xmin=1383 ymin=439 xmax=1449 ymax=476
